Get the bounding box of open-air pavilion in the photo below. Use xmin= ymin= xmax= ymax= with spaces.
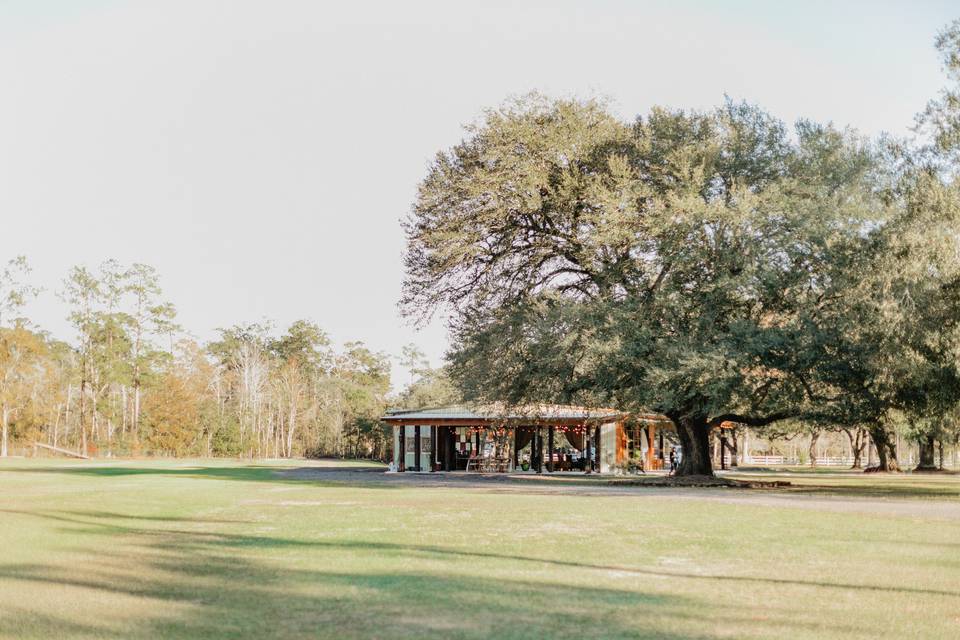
xmin=382 ymin=405 xmax=675 ymax=474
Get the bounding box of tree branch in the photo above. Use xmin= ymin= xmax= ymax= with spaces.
xmin=708 ymin=411 xmax=795 ymax=428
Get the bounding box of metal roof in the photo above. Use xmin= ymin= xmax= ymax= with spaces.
xmin=381 ymin=404 xmax=626 ymax=423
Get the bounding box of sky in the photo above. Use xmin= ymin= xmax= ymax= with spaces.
xmin=1 ymin=0 xmax=958 ymax=390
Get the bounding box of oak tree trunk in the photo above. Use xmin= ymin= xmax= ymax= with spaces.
xmin=846 ymin=427 xmax=865 ymax=469
xmin=672 ymin=414 xmax=713 ymax=476
xmin=809 ymin=429 xmax=820 ymax=468
xmin=915 ymin=434 xmax=937 ymax=471
xmin=869 ymin=425 xmax=900 ymax=472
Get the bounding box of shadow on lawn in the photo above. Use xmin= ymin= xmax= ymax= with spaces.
xmin=22 ymin=508 xmax=950 ymax=599
xmin=0 ymin=510 xmax=718 ymax=640
xmin=2 ymin=508 xmax=957 ymax=640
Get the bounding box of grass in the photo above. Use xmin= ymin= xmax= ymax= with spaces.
xmin=0 ymin=459 xmax=958 ymax=639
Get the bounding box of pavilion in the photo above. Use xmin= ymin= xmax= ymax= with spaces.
xmin=382 ymin=404 xmax=675 ymax=473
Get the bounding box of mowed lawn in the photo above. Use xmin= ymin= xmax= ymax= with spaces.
xmin=1 ymin=460 xmax=958 ymax=639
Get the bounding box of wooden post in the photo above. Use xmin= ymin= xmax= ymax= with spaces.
xmin=398 ymin=427 xmax=406 ymax=472
xmin=548 ymin=426 xmax=555 ymax=473
xmin=536 ymin=427 xmax=543 ymax=473
xmin=719 ymin=431 xmax=727 ymax=470
xmin=446 ymin=427 xmax=455 ymax=471
xmin=414 ymin=425 xmax=421 ymax=472
xmin=646 ymin=423 xmax=655 ymax=470
xmin=513 ymin=429 xmax=519 ymax=469
xmin=430 ymin=425 xmax=437 ymax=472
xmin=595 ymin=425 xmax=601 ymax=473
xmin=585 ymin=428 xmax=592 ymax=474
xmin=659 ymin=430 xmax=665 ymax=462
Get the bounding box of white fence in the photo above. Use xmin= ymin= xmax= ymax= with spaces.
xmin=736 ymin=455 xmax=863 ymax=467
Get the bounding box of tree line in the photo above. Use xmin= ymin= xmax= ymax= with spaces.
xmin=0 ymin=259 xmax=407 ymax=460
xmin=401 ymin=20 xmax=960 ymax=475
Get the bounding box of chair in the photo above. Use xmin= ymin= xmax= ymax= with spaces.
xmin=466 ymin=453 xmax=482 ymax=472
xmin=480 ymin=454 xmax=498 ymax=473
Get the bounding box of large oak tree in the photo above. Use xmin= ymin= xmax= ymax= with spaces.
xmin=403 ymin=95 xmax=878 ymax=475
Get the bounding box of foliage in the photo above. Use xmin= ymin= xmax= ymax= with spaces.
xmin=396 ymin=344 xmax=460 ymax=410
xmin=142 ymin=370 xmax=203 ymax=456
xmin=0 ymin=256 xmax=40 ymax=328
xmin=403 ymin=94 xmax=881 ymax=475
xmin=0 ymin=326 xmax=49 ymax=456
xmin=918 ymin=18 xmax=960 ymax=162
xmin=0 ymin=260 xmax=394 ymax=460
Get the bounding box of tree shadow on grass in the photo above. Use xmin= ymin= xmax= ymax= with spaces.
xmin=7 ymin=511 xmax=960 ymax=598
xmin=0 ymin=511 xmax=944 ymax=640
xmin=0 ymin=565 xmax=717 ymax=640
xmin=0 ymin=511 xmax=723 ymax=640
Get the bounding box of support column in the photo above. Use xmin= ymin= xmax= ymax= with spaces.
xmin=659 ymin=430 xmax=665 ymax=462
xmin=719 ymin=431 xmax=727 ymax=470
xmin=430 ymin=426 xmax=437 ymax=472
xmin=535 ymin=427 xmax=543 ymax=473
xmin=398 ymin=426 xmax=405 ymax=472
xmin=548 ymin=426 xmax=555 ymax=473
xmin=585 ymin=428 xmax=592 ymax=474
xmin=414 ymin=426 xmax=421 ymax=472
xmin=594 ymin=425 xmax=601 ymax=473
xmin=646 ymin=423 xmax=655 ymax=470
xmin=513 ymin=429 xmax=519 ymax=469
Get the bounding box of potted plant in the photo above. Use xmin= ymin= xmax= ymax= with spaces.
xmin=520 ymin=454 xmax=530 ymax=471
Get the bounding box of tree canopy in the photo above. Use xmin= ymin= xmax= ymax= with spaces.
xmin=403 ymin=90 xmax=960 ymax=475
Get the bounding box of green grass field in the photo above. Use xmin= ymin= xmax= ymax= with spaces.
xmin=1 ymin=459 xmax=958 ymax=639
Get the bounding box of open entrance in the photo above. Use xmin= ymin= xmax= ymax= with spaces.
xmin=430 ymin=425 xmax=603 ymax=473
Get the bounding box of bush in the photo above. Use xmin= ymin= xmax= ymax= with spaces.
xmin=210 ymin=422 xmax=242 ymax=456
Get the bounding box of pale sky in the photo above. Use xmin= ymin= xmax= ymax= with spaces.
xmin=1 ymin=0 xmax=957 ymax=389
